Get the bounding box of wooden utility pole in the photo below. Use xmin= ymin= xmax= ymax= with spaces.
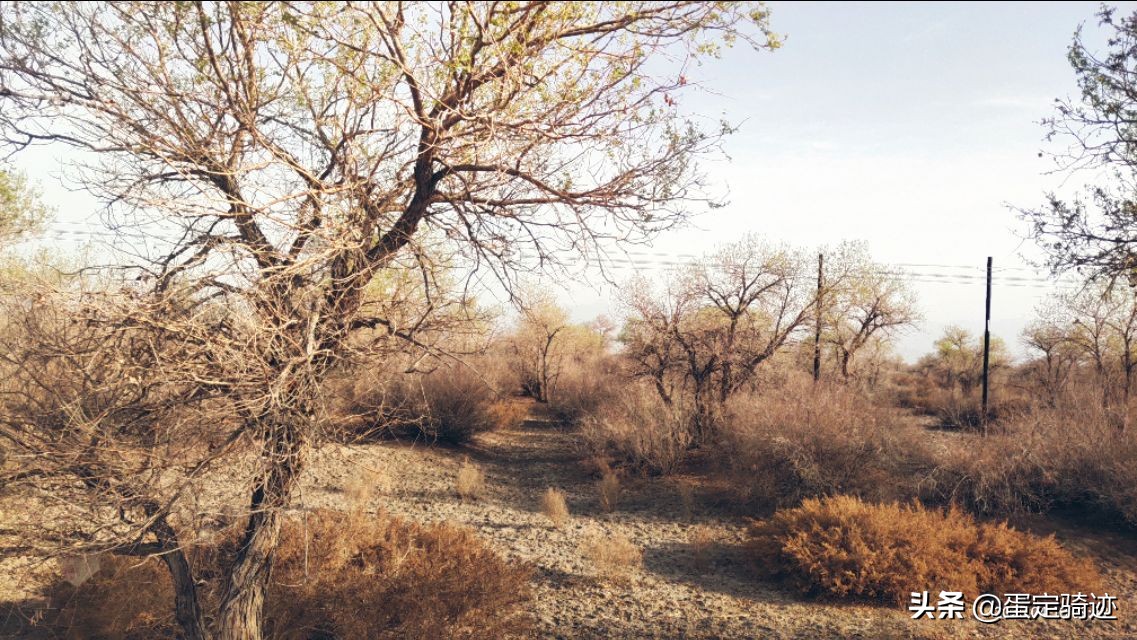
xmin=813 ymin=252 xmax=823 ymax=383
xmin=981 ymin=256 xmax=992 ymax=435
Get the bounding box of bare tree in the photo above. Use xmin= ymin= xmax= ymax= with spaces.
xmin=0 ymin=3 xmax=778 ymax=638
xmin=1021 ymin=306 xmax=1081 ymax=407
xmin=621 ymin=235 xmax=813 ymax=442
xmin=508 ymin=291 xmax=569 ymax=403
xmin=1055 ymin=282 xmax=1137 ymax=423
xmin=821 ymin=242 xmax=919 ymax=381
xmin=1021 ymin=7 xmax=1137 ymax=282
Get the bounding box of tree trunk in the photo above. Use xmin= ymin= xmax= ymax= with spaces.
xmin=215 ymin=416 xmax=305 ymax=640
xmin=215 ymin=511 xmax=279 ymax=640
xmin=153 ymin=521 xmax=209 ymax=640
xmin=691 ymin=381 xmax=714 ymax=446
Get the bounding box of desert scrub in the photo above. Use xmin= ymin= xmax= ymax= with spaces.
xmin=456 ymin=456 xmax=486 ymax=500
xmin=541 ymin=486 xmax=570 ymax=527
xmin=581 ymin=529 xmax=641 ymax=579
xmin=487 ymin=397 xmax=530 ymax=431
xmin=579 ymin=381 xmax=693 ymax=475
xmin=721 ymin=380 xmax=936 ymax=508
xmin=29 ymin=509 xmax=533 ymax=639
xmin=329 ymin=364 xmax=503 ymax=445
xmin=921 ymin=400 xmax=1137 ymax=526
xmin=597 ymin=465 xmax=621 ymax=512
xmin=747 ymin=495 xmax=1102 ymax=606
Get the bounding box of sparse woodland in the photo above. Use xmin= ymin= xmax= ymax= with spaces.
xmin=0 ymin=3 xmax=1136 ymax=640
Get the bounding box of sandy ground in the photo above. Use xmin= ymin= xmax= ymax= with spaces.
xmin=292 ymin=415 xmax=1137 ymax=640
xmin=3 ymin=410 xmax=1136 ymax=639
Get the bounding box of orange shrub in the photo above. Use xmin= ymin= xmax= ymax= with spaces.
xmin=747 ymin=495 xmax=1102 ymax=606
xmin=31 ymin=510 xmax=532 ymax=639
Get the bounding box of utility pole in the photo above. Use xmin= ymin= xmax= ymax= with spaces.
xmin=981 ymin=256 xmax=992 ymax=435
xmin=813 ymin=252 xmax=823 ymax=383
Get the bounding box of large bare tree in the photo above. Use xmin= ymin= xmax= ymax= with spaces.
xmin=621 ymin=235 xmax=813 ymax=442
xmin=0 ymin=3 xmax=777 ymax=638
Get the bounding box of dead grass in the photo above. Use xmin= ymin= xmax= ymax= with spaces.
xmin=579 ymin=382 xmax=693 ymax=474
xmin=456 ymin=457 xmax=485 ymax=500
xmin=26 ymin=509 xmax=533 ymax=639
xmin=597 ymin=465 xmax=620 ymax=513
xmin=689 ymin=525 xmax=716 ymax=570
xmin=580 ymin=529 xmax=641 ymax=580
xmin=541 ymin=487 xmax=570 ymax=528
xmin=748 ymin=495 xmax=1103 ymax=606
xmin=921 ymin=398 xmax=1137 ymax=527
xmin=487 ymin=398 xmax=530 ymax=431
xmin=721 ymin=378 xmax=935 ymax=509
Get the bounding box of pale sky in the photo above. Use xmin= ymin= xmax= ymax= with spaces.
xmin=554 ymin=1 xmax=1137 ymax=360
xmin=17 ymin=2 xmax=1137 ymax=361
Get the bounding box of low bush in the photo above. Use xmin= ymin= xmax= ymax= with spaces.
xmin=548 ymin=356 xmax=622 ymax=425
xmin=924 ymin=401 xmax=1137 ymax=526
xmin=890 ymin=374 xmax=1030 ymax=430
xmin=486 ymin=397 xmax=530 ymax=431
xmin=580 ymin=529 xmax=641 ymax=579
xmin=720 ymin=379 xmax=935 ymax=509
xmin=33 ymin=509 xmax=533 ymax=639
xmin=330 ymin=363 xmax=503 ymax=445
xmin=541 ymin=487 xmax=570 ymax=528
xmin=579 ymin=382 xmax=693 ymax=475
xmin=747 ymin=495 xmax=1102 ymax=606
xmin=597 ymin=464 xmax=621 ymax=513
xmin=456 ymin=457 xmax=486 ymax=500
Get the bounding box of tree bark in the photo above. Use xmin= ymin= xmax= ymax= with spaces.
xmin=215 ymin=512 xmax=278 ymax=640
xmin=153 ymin=520 xmax=209 ymax=640
xmin=215 ymin=415 xmax=305 ymax=640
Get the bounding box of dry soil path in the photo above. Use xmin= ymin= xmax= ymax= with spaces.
xmin=296 ymin=415 xmax=1135 ymax=640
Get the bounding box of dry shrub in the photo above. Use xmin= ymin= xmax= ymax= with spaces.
xmin=456 ymin=457 xmax=486 ymax=500
xmin=541 ymin=487 xmax=570 ymax=528
xmin=925 ymin=399 xmax=1137 ymax=526
xmin=34 ymin=509 xmax=532 ymax=639
xmin=748 ymin=495 xmax=1102 ymax=606
xmin=597 ymin=465 xmax=621 ymax=513
xmin=343 ymin=466 xmax=392 ymax=506
xmin=721 ymin=378 xmax=935 ymax=509
xmin=549 ymin=355 xmax=621 ymax=424
xmin=330 ymin=364 xmax=502 ymax=445
xmin=35 ymin=554 xmax=178 ymax=640
xmin=486 ymin=397 xmax=529 ymax=431
xmin=580 ymin=529 xmax=641 ymax=579
xmin=690 ymin=525 xmax=716 ymax=569
xmin=580 ymin=381 xmax=693 ymax=475
xmin=269 ymin=511 xmax=531 ymax=639
xmin=890 ymin=372 xmax=1030 ymax=430
xmin=418 ymin=370 xmax=499 ymax=444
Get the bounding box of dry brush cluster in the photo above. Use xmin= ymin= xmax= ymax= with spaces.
xmin=748 ymin=495 xmax=1102 ymax=605
xmin=11 ymin=509 xmax=532 ymax=640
